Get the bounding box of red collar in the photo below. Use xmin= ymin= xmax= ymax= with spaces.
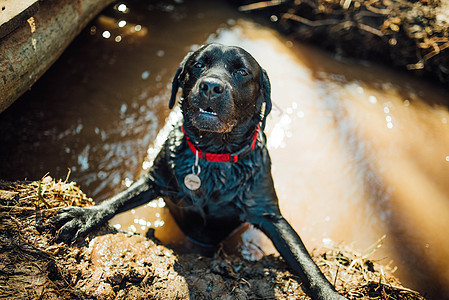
xmin=183 ymin=125 xmax=261 ymax=163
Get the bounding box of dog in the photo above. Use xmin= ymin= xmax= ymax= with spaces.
xmin=53 ymin=43 xmax=346 ymax=299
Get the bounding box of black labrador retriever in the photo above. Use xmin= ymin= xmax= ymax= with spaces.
xmin=53 ymin=43 xmax=345 ymax=299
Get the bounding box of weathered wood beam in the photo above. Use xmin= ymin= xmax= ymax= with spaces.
xmin=0 ymin=0 xmax=115 ymax=113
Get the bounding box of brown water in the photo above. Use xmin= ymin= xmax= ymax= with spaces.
xmin=1 ymin=0 xmax=448 ymax=298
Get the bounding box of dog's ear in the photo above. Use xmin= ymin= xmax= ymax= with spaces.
xmin=169 ymin=52 xmax=193 ymax=109
xmin=259 ymin=68 xmax=272 ymax=130
xmin=169 ymin=67 xmax=183 ymax=109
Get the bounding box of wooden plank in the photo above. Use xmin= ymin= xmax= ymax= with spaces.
xmin=0 ymin=0 xmax=115 ymax=113
xmin=0 ymin=0 xmax=39 ymax=39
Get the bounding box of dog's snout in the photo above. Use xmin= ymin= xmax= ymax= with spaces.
xmin=199 ymin=78 xmax=225 ymax=98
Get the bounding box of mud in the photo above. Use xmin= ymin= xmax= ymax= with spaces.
xmin=0 ymin=177 xmax=425 ymax=299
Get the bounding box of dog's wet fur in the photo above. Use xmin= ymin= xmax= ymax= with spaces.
xmin=53 ymin=43 xmax=346 ymax=299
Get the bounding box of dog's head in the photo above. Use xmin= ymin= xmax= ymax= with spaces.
xmin=169 ymin=43 xmax=271 ymax=133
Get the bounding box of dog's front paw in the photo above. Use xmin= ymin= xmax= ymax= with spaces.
xmin=52 ymin=206 xmax=107 ymax=243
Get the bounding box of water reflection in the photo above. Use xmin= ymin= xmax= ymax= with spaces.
xmin=116 ymin=3 xmax=128 ymax=13
xmin=95 ymin=15 xmax=147 ymax=43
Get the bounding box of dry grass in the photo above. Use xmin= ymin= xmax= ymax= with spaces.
xmin=312 ymin=239 xmax=426 ymax=299
xmin=0 ymin=172 xmax=94 ymax=213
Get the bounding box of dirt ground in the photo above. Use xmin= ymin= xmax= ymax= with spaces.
xmin=0 ymin=177 xmax=426 ymax=299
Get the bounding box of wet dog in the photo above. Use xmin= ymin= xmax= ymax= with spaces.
xmin=53 ymin=43 xmax=345 ymax=299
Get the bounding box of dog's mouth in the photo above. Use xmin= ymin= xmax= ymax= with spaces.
xmin=191 ymin=106 xmax=234 ymax=133
xmin=199 ymin=107 xmax=217 ymax=116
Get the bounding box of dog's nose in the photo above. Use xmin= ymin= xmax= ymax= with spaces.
xmin=199 ymin=78 xmax=225 ymax=98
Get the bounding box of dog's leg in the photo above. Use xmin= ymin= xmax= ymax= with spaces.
xmin=52 ymin=174 xmax=159 ymax=242
xmin=254 ymin=215 xmax=346 ymax=299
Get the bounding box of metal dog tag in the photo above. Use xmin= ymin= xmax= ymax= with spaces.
xmin=185 ymin=150 xmax=201 ymax=191
xmin=184 ymin=173 xmax=201 ymax=190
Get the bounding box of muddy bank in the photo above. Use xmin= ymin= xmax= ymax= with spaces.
xmin=237 ymin=0 xmax=449 ymax=87
xmin=0 ymin=177 xmax=425 ymax=299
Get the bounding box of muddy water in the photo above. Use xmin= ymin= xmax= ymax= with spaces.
xmin=0 ymin=0 xmax=448 ymax=298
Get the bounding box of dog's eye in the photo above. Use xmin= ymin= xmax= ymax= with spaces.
xmin=194 ymin=62 xmax=204 ymax=68
xmin=237 ymin=69 xmax=248 ymax=76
